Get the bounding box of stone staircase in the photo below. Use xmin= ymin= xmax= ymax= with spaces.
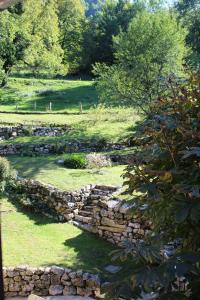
xmin=72 ymin=185 xmax=120 ymax=233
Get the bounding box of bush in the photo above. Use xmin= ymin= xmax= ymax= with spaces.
xmin=86 ymin=153 xmax=112 ymax=169
xmin=0 ymin=157 xmax=12 ymax=182
xmin=63 ymin=154 xmax=87 ymax=169
xmin=0 ymin=157 xmax=14 ymax=192
xmin=107 ymin=73 xmax=200 ymax=299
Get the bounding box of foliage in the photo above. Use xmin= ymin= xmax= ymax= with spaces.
xmin=175 ymin=0 xmax=200 ymax=65
xmin=94 ymin=10 xmax=188 ymax=108
xmin=0 ymin=157 xmax=11 ymax=182
xmin=64 ymin=154 xmax=87 ymax=169
xmin=0 ymin=8 xmax=28 ymax=86
xmin=21 ymin=0 xmax=64 ymax=76
xmin=109 ymin=73 xmax=200 ymax=299
xmin=57 ymin=0 xmax=86 ymax=74
xmin=0 ymin=156 xmax=14 ymax=192
xmin=84 ymin=0 xmax=142 ymax=69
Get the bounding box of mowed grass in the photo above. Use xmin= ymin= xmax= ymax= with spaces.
xmin=0 ymin=107 xmax=139 ymax=143
xmin=1 ymin=198 xmax=117 ymax=272
xmin=7 ymin=155 xmax=125 ymax=190
xmin=0 ymin=77 xmax=140 ymax=143
xmin=0 ymin=77 xmax=97 ymax=112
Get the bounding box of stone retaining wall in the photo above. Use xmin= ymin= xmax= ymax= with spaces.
xmin=0 ymin=125 xmax=67 ymax=140
xmin=92 ymin=199 xmax=151 ymax=246
xmin=3 ymin=266 xmax=101 ymax=298
xmin=0 ymin=141 xmax=126 ymax=155
xmin=17 ymin=179 xmax=118 ymax=222
xmin=14 ymin=179 xmax=151 ymax=246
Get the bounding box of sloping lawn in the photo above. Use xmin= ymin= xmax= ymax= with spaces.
xmin=0 ymin=77 xmax=97 ymax=112
xmin=0 ymin=107 xmax=139 ymax=144
xmin=1 ymin=198 xmax=116 ymax=273
xmin=7 ymin=155 xmax=125 ymax=190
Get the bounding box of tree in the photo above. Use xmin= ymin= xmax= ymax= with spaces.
xmin=57 ymin=0 xmax=85 ymax=74
xmin=104 ymin=72 xmax=200 ymax=300
xmin=21 ymin=0 xmax=64 ymax=76
xmin=0 ymin=6 xmax=28 ymax=86
xmin=93 ymin=0 xmax=143 ymax=65
xmin=94 ymin=10 xmax=187 ymax=108
xmin=175 ymin=0 xmax=200 ymax=65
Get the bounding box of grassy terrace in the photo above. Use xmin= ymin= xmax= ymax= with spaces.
xmin=0 ymin=107 xmax=138 ymax=144
xmin=0 ymin=77 xmax=97 ymax=112
xmin=1 ymin=77 xmax=137 ymax=275
xmin=8 ymin=155 xmax=125 ymax=191
xmin=2 ymin=198 xmax=121 ymax=273
xmin=0 ymin=78 xmax=140 ymax=143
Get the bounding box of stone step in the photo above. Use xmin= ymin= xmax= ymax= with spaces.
xmin=72 ymin=221 xmax=98 ymax=234
xmin=74 ymin=214 xmax=92 ymax=224
xmin=78 ymin=210 xmax=93 ymax=217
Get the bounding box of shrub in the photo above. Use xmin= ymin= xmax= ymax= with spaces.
xmin=86 ymin=153 xmax=112 ymax=169
xmin=63 ymin=154 xmax=87 ymax=169
xmin=0 ymin=157 xmax=15 ymax=192
xmin=107 ymin=73 xmax=200 ymax=299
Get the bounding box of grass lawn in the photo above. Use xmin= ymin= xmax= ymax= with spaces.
xmin=0 ymin=77 xmax=140 ymax=143
xmin=0 ymin=107 xmax=139 ymax=144
xmin=1 ymin=198 xmax=118 ymax=273
xmin=0 ymin=77 xmax=97 ymax=112
xmin=8 ymin=155 xmax=125 ymax=190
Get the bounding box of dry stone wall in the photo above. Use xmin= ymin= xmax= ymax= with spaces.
xmin=15 ymin=179 xmax=151 ymax=246
xmin=18 ymin=179 xmax=118 ymax=222
xmin=0 ymin=125 xmax=67 ymax=140
xmin=3 ymin=266 xmax=101 ymax=298
xmin=92 ymin=199 xmax=152 ymax=246
xmin=0 ymin=141 xmax=126 ymax=155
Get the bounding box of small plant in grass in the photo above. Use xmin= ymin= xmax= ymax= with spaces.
xmin=86 ymin=153 xmax=112 ymax=169
xmin=0 ymin=157 xmax=16 ymax=191
xmin=64 ymin=154 xmax=87 ymax=169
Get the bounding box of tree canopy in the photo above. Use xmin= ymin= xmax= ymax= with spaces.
xmin=94 ymin=10 xmax=187 ymax=108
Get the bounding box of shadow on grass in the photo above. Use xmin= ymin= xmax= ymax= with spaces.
xmin=0 ymin=83 xmax=98 ymax=112
xmin=42 ymin=231 xmax=136 ymax=279
xmin=40 ymin=230 xmax=116 ymax=273
xmin=6 ymin=193 xmax=58 ymax=226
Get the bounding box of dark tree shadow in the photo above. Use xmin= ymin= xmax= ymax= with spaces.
xmin=6 ymin=193 xmax=58 ymax=226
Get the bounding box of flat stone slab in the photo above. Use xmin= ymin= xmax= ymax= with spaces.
xmin=104 ymin=265 xmax=122 ymax=274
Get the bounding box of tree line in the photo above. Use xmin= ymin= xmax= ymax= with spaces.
xmin=0 ymin=0 xmax=199 ymax=88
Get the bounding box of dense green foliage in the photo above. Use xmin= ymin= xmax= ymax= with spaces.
xmin=0 ymin=0 xmax=199 ymax=84
xmin=0 ymin=157 xmax=13 ymax=191
xmin=107 ymin=74 xmax=200 ymax=299
xmin=87 ymin=0 xmax=142 ymax=67
xmin=94 ymin=10 xmax=187 ymax=107
xmin=0 ymin=7 xmax=28 ymax=86
xmin=58 ymin=0 xmax=85 ymax=73
xmin=64 ymin=154 xmax=87 ymax=169
xmin=175 ymin=0 xmax=200 ymax=65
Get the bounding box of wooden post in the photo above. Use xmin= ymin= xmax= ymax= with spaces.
xmin=34 ymin=101 xmax=37 ymax=111
xmin=49 ymin=102 xmax=52 ymax=111
xmin=79 ymin=102 xmax=83 ymax=114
